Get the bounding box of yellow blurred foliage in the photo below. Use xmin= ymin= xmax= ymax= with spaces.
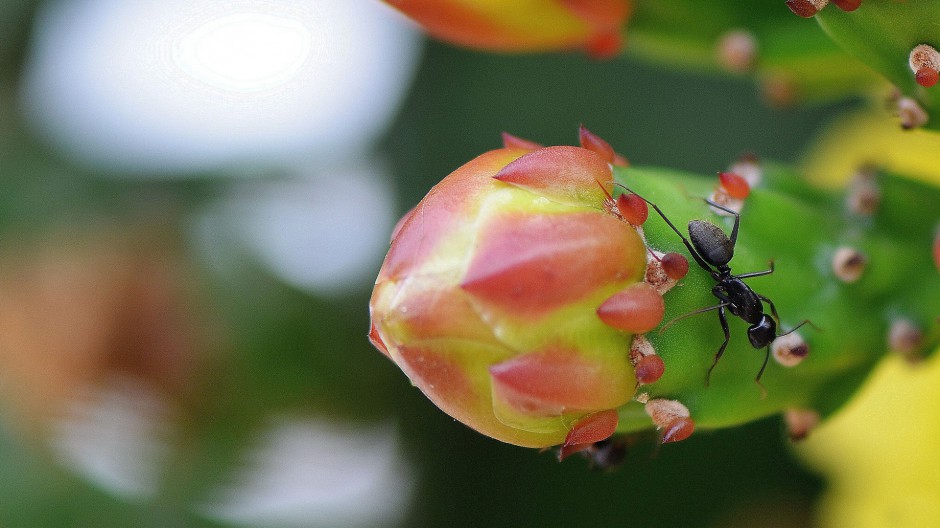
xmin=797 ymin=108 xmax=940 ymax=528
xmin=801 ymin=110 xmax=940 ymax=188
xmin=796 ymin=354 xmax=940 ymax=528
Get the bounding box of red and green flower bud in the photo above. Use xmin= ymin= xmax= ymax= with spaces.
xmin=383 ymin=0 xmax=632 ymax=58
xmin=370 ymin=139 xmax=649 ymax=447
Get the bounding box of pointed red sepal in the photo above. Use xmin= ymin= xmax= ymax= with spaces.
xmin=489 ymin=349 xmax=632 ymax=415
xmin=368 ymin=320 xmax=390 ymax=358
xmin=559 ymin=409 xmax=618 ymax=459
xmin=390 ymin=207 xmax=415 ymax=243
xmin=616 ymin=193 xmax=648 ymax=225
xmin=493 ymin=146 xmax=613 ymax=208
xmin=718 ymin=171 xmax=751 ymax=199
xmin=661 ymin=417 xmax=695 ymax=443
xmin=501 ymin=132 xmax=543 ymax=151
xmin=462 ymin=212 xmax=644 ymax=316
xmin=612 ymin=153 xmax=630 ymax=167
xmin=633 ymin=354 xmax=664 ymax=385
xmin=397 ymin=345 xmax=473 ymax=404
xmin=565 ymin=409 xmax=618 ymax=446
xmin=390 ymin=286 xmax=499 ymax=343
xmin=579 ymin=125 xmax=616 ymax=164
xmin=558 ymin=441 xmax=593 ymax=461
xmin=597 ymin=283 xmax=665 ymax=334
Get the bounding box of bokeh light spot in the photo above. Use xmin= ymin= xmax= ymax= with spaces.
xmin=174 ymin=13 xmax=311 ymax=93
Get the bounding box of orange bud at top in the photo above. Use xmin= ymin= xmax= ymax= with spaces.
xmin=385 ymin=0 xmax=631 ymax=58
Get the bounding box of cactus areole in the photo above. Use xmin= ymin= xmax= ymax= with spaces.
xmin=370 ymin=130 xmax=940 ymax=452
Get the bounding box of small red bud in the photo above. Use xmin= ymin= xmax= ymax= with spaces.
xmin=832 ymin=0 xmax=861 ymax=12
xmin=910 ymin=45 xmax=940 ymax=89
xmin=634 ymin=355 xmax=665 ymax=385
xmin=718 ymin=171 xmax=751 ymax=199
xmin=597 ymin=283 xmax=665 ymax=334
xmin=579 ymin=125 xmax=616 ymax=164
xmin=616 ymin=193 xmax=648 ymax=226
xmin=661 ymin=252 xmax=689 ymax=280
xmin=786 ymin=0 xmax=823 ymax=18
xmin=629 ymin=335 xmax=664 ymax=385
xmin=915 ymin=67 xmax=939 ymax=88
xmin=661 ymin=417 xmax=695 ymax=443
xmin=645 ymin=398 xmax=693 ymax=443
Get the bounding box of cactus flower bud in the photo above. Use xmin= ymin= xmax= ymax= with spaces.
xmin=383 ymin=0 xmax=632 ymax=58
xmin=370 ymin=140 xmax=650 ymax=447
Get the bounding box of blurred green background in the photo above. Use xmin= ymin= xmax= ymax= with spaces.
xmin=0 ymin=1 xmax=863 ymax=526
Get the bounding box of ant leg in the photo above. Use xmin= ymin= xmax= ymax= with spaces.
xmin=754 ymin=347 xmax=770 ymax=399
xmin=703 ymin=198 xmax=740 ymax=250
xmin=705 ymin=306 xmax=731 ymax=386
xmin=614 ymin=183 xmax=715 ymax=274
xmin=736 ymin=260 xmax=775 ymax=279
xmin=757 ymin=294 xmax=781 ymax=325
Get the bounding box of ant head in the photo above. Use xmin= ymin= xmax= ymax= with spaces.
xmin=747 ymin=315 xmax=776 ymax=348
xmin=688 ymin=220 xmax=733 ymax=267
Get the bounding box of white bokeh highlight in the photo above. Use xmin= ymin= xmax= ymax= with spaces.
xmin=195 ymin=159 xmax=396 ymax=295
xmin=48 ymin=376 xmax=174 ymax=500
xmin=200 ymin=418 xmax=414 ymax=528
xmin=174 ymin=12 xmax=312 ymax=93
xmin=20 ymin=0 xmax=421 ymax=173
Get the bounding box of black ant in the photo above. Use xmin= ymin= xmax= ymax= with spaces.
xmin=619 ymin=186 xmax=813 ymax=388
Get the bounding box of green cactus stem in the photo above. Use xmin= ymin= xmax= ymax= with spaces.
xmin=613 ymin=160 xmax=940 ymax=436
xmin=813 ymin=1 xmax=940 ymax=130
xmin=627 ymin=0 xmax=880 ymax=104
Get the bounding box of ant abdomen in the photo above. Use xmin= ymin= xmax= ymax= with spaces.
xmin=688 ymin=220 xmax=734 ymax=266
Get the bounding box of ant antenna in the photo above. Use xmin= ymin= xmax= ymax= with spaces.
xmin=778 ymin=319 xmax=821 ymax=337
xmin=658 ymin=303 xmax=728 ymax=334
